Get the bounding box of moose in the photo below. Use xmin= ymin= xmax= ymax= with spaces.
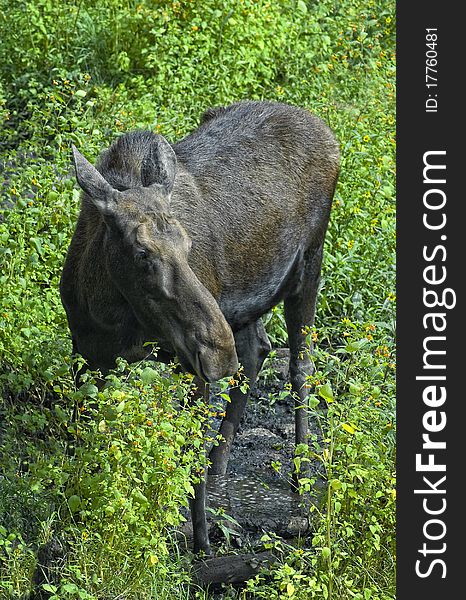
xmin=60 ymin=100 xmax=340 ymax=555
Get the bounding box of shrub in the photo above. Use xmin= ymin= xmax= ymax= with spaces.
xmin=0 ymin=359 xmax=208 ymax=597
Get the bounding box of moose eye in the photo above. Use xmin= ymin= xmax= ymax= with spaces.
xmin=135 ymin=249 xmax=148 ymax=261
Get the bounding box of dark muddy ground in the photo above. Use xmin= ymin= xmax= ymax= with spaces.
xmin=180 ymin=348 xmax=325 ymax=554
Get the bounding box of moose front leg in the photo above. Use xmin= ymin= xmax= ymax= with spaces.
xmin=189 ymin=377 xmax=211 ymax=554
xmin=208 ymin=320 xmax=271 ymax=477
xmin=189 ymin=478 xmax=211 ymax=555
xmin=284 ymin=243 xmax=324 ymax=491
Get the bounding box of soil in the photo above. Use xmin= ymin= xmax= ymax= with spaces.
xmin=180 ymin=348 xmax=325 ymax=552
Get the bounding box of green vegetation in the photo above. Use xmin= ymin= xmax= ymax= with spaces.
xmin=0 ymin=0 xmax=395 ymax=598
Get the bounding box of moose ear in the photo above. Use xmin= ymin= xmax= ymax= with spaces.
xmin=141 ymin=135 xmax=177 ymax=194
xmin=72 ymin=145 xmax=118 ymax=214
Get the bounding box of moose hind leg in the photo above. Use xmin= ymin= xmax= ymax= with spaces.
xmin=284 ymin=243 xmax=324 ymax=489
xmin=208 ymin=319 xmax=271 ymax=477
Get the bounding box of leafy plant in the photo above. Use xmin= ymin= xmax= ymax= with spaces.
xmin=0 ymin=0 xmax=395 ymax=597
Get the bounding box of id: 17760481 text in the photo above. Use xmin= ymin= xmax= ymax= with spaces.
xmin=425 ymin=28 xmax=438 ymax=113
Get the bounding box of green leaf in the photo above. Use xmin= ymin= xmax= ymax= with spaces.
xmin=321 ymin=546 xmax=331 ymax=561
xmin=295 ymin=443 xmax=308 ymax=455
xmin=141 ymin=366 xmax=158 ymax=385
xmin=349 ymin=382 xmax=362 ymax=395
xmin=148 ymin=553 xmax=158 ymax=566
xmin=68 ymin=495 xmax=81 ymax=513
xmin=330 ymin=479 xmax=342 ymax=490
xmin=342 ymin=423 xmax=356 ymax=434
xmin=345 ymin=339 xmax=368 ymax=353
xmin=79 ymin=382 xmax=98 ymax=398
xmin=54 ymin=405 xmax=68 ymax=423
xmin=308 ymin=394 xmax=320 ymax=408
xmin=318 ymin=383 xmax=334 ymax=403
xmin=132 ymin=488 xmax=149 ymax=507
xmin=30 ymin=237 xmax=43 ymax=255
xmin=184 ymin=480 xmax=195 ymax=496
xmin=297 ymin=0 xmax=308 ymax=13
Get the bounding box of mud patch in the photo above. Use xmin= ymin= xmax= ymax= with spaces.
xmin=181 ymin=349 xmax=325 ymax=548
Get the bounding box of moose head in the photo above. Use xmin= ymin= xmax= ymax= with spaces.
xmin=72 ymin=139 xmax=238 ymax=383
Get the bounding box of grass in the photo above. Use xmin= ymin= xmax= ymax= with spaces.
xmin=0 ymin=0 xmax=395 ymax=598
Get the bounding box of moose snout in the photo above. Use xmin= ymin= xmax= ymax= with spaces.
xmin=180 ymin=279 xmax=238 ymax=382
xmin=185 ymin=315 xmax=238 ymax=383
xmin=173 ymin=315 xmax=238 ymax=383
xmin=195 ymin=344 xmax=239 ymax=383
